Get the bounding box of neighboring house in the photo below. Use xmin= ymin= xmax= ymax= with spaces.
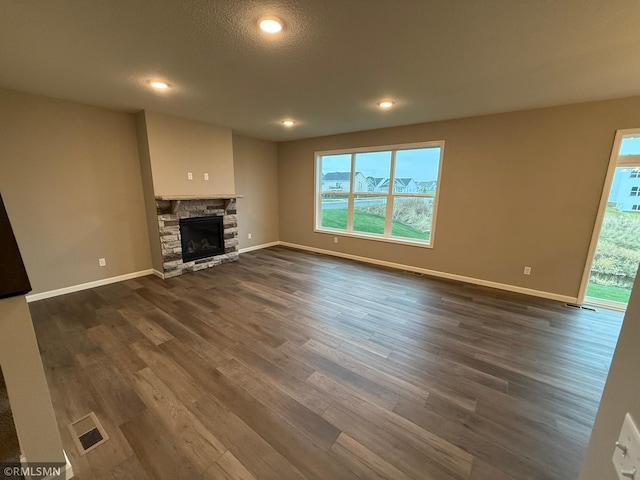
xmin=323 ymin=173 xmax=421 ymax=194
xmin=373 ymin=177 xmax=419 ymax=193
xmin=353 ymin=172 xmax=369 ymax=192
xmin=395 ymin=177 xmax=418 ymax=193
xmin=366 ymin=176 xmax=386 ymax=192
xmin=417 ymin=180 xmax=437 ymax=192
xmin=322 ymin=172 xmax=368 ymax=192
xmin=609 ymin=168 xmax=640 ymax=211
xmin=375 ymin=178 xmax=390 ymax=191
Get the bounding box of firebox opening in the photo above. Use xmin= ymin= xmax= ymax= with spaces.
xmin=179 ymin=216 xmax=224 ymax=262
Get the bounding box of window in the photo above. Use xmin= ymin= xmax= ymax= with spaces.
xmin=633 ymin=205 xmax=640 ymax=211
xmin=631 ymin=171 xmax=640 ymax=178
xmin=631 ymin=187 xmax=640 ymax=196
xmin=315 ymin=142 xmax=444 ymax=247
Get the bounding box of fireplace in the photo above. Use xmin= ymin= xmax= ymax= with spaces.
xmin=155 ymin=197 xmax=239 ymax=278
xmin=179 ymin=215 xmax=224 ymax=262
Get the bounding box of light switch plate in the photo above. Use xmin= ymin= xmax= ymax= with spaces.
xmin=613 ymin=413 xmax=640 ymax=480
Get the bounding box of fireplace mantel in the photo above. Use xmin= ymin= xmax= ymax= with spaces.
xmin=155 ymin=195 xmax=243 ymax=200
xmin=156 ymin=195 xmax=243 ymax=215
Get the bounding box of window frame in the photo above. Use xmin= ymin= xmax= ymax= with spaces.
xmin=314 ymin=141 xmax=444 ymax=248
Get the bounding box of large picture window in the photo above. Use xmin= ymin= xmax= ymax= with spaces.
xmin=315 ymin=142 xmax=444 ymax=247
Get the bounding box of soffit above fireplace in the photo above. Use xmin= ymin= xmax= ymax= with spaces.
xmin=136 ymin=110 xmax=236 ymax=198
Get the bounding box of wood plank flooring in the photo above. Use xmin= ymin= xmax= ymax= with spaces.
xmin=29 ymin=246 xmax=624 ymax=480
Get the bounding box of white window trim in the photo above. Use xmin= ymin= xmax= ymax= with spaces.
xmin=314 ymin=141 xmax=444 ymax=248
xmin=578 ymin=128 xmax=640 ymax=305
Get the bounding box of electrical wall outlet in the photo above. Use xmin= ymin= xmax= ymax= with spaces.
xmin=204 ymin=173 xmax=209 ymax=181
xmin=613 ymin=413 xmax=640 ymax=480
xmin=248 ymin=233 xmax=252 ymax=239
xmin=98 ymin=258 xmax=106 ymax=267
xmin=334 ymin=237 xmax=338 ymax=244
xmin=523 ymin=266 xmax=531 ymax=275
xmin=187 ymin=172 xmax=193 ymax=180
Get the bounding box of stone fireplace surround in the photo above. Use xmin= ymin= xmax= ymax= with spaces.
xmin=155 ymin=196 xmax=240 ymax=278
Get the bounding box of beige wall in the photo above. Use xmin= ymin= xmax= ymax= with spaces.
xmin=3 ymin=86 xmax=639 ymax=301
xmin=233 ymin=135 xmax=280 ymax=250
xmin=278 ymin=97 xmax=640 ymax=298
xmin=0 ymin=89 xmax=151 ymax=295
xmin=580 ymin=271 xmax=640 ymax=480
xmin=143 ymin=111 xmax=235 ymax=197
xmin=0 ymin=295 xmax=64 ymax=464
xmin=135 ymin=112 xmax=164 ymax=273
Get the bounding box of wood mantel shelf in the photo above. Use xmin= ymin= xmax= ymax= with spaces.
xmin=155 ymin=195 xmax=243 ymax=214
xmin=155 ymin=194 xmax=243 ymax=200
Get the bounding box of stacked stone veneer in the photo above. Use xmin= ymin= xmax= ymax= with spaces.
xmin=156 ymin=198 xmax=239 ymax=278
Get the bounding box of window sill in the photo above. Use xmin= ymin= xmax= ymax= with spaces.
xmin=314 ymin=228 xmax=434 ymax=249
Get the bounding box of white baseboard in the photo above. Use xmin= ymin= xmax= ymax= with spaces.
xmin=62 ymin=450 xmax=74 ymax=480
xmin=239 ymin=241 xmax=281 ymax=254
xmin=25 ymin=270 xmax=154 ymax=303
xmin=152 ymin=269 xmax=165 ymax=279
xmin=23 ymin=242 xmax=577 ymax=304
xmin=19 ymin=450 xmax=74 ymax=479
xmin=279 ymin=241 xmax=577 ymax=304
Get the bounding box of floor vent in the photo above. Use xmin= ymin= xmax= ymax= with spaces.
xmin=68 ymin=412 xmax=109 ymax=455
xmin=403 ymin=270 xmax=425 ymax=276
xmin=565 ymin=303 xmax=598 ymax=312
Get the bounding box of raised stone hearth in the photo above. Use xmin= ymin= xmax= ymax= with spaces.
xmin=156 ymin=197 xmax=239 ymax=278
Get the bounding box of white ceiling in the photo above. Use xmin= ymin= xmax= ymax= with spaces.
xmin=1 ymin=1 xmax=639 ymax=141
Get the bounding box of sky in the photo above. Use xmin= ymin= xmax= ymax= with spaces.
xmin=608 ymin=135 xmax=640 ymax=202
xmin=620 ymin=137 xmax=640 ymax=155
xmin=320 ymin=147 xmax=441 ymax=182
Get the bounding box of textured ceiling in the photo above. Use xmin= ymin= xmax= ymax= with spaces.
xmin=1 ymin=0 xmax=639 ymax=141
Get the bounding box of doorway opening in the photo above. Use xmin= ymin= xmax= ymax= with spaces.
xmin=580 ymin=129 xmax=640 ymax=310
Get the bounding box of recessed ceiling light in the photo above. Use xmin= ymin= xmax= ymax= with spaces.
xmin=378 ymin=100 xmax=394 ymax=109
xmin=259 ymin=17 xmax=283 ymax=33
xmin=150 ymin=81 xmax=169 ymax=90
xmin=282 ymin=120 xmax=295 ymax=127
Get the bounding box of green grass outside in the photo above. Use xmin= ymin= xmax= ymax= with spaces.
xmin=354 ymin=212 xmax=385 ymax=235
xmin=321 ymin=209 xmax=348 ymax=229
xmin=321 ymin=209 xmax=428 ymax=240
xmin=586 ymin=282 xmax=631 ymax=304
xmin=587 ymin=206 xmax=640 ymax=305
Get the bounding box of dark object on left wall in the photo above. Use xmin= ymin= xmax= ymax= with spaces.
xmin=0 ymin=193 xmax=31 ymax=299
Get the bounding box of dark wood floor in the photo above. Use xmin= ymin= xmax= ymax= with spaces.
xmin=30 ymin=246 xmax=623 ymax=480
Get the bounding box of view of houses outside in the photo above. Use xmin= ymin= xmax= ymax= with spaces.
xmin=319 ymin=148 xmax=440 ymax=241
